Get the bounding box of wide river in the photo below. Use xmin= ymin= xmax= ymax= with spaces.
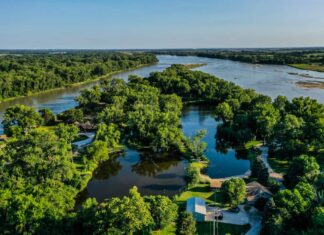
xmin=1 ymin=55 xmax=323 ymax=200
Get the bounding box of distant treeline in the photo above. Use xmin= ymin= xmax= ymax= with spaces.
xmin=0 ymin=52 xmax=157 ymax=100
xmin=153 ymin=48 xmax=324 ymax=65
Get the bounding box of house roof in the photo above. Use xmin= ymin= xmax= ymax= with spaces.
xmin=186 ymin=197 xmax=207 ymax=215
xmin=246 ymin=181 xmax=272 ymax=202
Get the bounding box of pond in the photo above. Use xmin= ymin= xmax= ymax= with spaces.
xmin=0 ymin=54 xmax=323 ymax=200
xmin=80 ymin=104 xmax=250 ymax=201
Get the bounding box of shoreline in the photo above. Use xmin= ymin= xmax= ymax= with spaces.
xmin=289 ymin=63 xmax=324 ymax=73
xmin=0 ymin=62 xmax=157 ymax=104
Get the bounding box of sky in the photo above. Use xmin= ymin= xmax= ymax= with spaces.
xmin=0 ymin=0 xmax=324 ymax=49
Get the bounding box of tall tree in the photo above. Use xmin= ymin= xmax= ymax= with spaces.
xmin=251 ymin=156 xmax=269 ymax=185
xmin=2 ymin=104 xmax=43 ymax=136
xmin=221 ymin=178 xmax=246 ymax=207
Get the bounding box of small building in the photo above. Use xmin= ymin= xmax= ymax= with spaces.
xmin=246 ymin=181 xmax=273 ymax=205
xmin=186 ymin=197 xmax=207 ymax=222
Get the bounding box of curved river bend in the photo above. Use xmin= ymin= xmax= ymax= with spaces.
xmin=0 ymin=55 xmax=323 ymax=200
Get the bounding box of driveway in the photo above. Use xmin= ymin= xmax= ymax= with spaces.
xmin=205 ymin=205 xmax=262 ymax=235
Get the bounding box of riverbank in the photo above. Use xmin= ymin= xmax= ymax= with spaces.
xmin=289 ymin=63 xmax=324 ymax=73
xmin=0 ymin=62 xmax=157 ymax=104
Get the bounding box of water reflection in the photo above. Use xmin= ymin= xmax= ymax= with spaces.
xmin=132 ymin=151 xmax=183 ymax=176
xmin=84 ymin=147 xmax=187 ymax=201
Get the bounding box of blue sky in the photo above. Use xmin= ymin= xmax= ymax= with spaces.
xmin=1 ymin=0 xmax=324 ymax=49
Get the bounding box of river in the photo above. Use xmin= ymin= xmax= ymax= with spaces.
xmin=1 ymin=55 xmax=323 ymax=200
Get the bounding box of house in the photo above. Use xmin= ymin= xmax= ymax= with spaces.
xmin=246 ymin=181 xmax=273 ymax=205
xmin=186 ymin=197 xmax=207 ymax=222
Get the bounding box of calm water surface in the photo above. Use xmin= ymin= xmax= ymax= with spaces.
xmin=82 ymin=104 xmax=250 ymax=201
xmin=1 ymin=55 xmax=323 ymax=132
xmin=0 ymin=55 xmax=323 ymax=200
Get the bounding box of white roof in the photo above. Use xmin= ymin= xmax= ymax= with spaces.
xmin=186 ymin=197 xmax=206 ymax=215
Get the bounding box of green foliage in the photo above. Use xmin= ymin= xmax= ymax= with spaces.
xmin=186 ymin=163 xmax=202 ymax=187
xmin=251 ymin=156 xmax=269 ymax=185
xmin=285 ymin=155 xmax=320 ymax=188
xmin=39 ymin=108 xmax=56 ymax=125
xmin=95 ymin=123 xmax=121 ymax=148
xmin=0 ymin=52 xmax=158 ymax=100
xmin=221 ymin=178 xmax=246 ymax=207
xmin=263 ymin=182 xmax=317 ymax=234
xmin=55 ymin=123 xmax=79 ymax=143
xmin=252 ymin=103 xmax=280 ymax=141
xmin=96 ymin=186 xmax=154 ymax=234
xmin=176 ymin=211 xmax=196 ymax=235
xmin=94 ymin=77 xmax=185 ymax=152
xmin=1 ymin=129 xmax=76 ymax=184
xmin=154 ymin=49 xmax=324 ymax=66
xmin=58 ymin=108 xmax=84 ymax=124
xmin=85 ymin=140 xmax=109 ymax=163
xmin=215 ymin=102 xmax=234 ymax=124
xmin=144 ymin=195 xmax=178 ymax=230
xmin=185 ymin=129 xmax=208 ymax=160
xmin=312 ymin=207 xmax=324 ymax=229
xmin=77 ymin=85 xmax=102 ymax=109
xmin=2 ymin=104 xmax=43 ymax=136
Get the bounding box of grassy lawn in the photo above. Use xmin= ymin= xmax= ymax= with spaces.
xmin=151 ymin=223 xmax=176 ymax=235
xmin=289 ymin=63 xmax=324 ymax=72
xmin=268 ymin=157 xmax=289 ymax=174
xmin=197 ymin=222 xmax=250 ymax=235
xmin=176 ymin=183 xmax=224 ymax=208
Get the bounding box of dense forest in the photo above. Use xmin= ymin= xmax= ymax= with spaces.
xmin=153 ymin=48 xmax=324 ymax=71
xmin=0 ymin=52 xmax=157 ymax=100
xmin=0 ymin=64 xmax=323 ymax=234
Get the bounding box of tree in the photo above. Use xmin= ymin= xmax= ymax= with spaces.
xmin=95 ymin=123 xmax=121 ymax=148
xmin=273 ymin=95 xmax=288 ymax=114
xmin=96 ymin=187 xmax=154 ymax=234
xmin=176 ymin=211 xmax=196 ymax=235
xmin=215 ymin=102 xmax=234 ymax=124
xmin=77 ymin=85 xmax=102 ymax=108
xmin=144 ymin=195 xmax=178 ymax=230
xmin=57 ymin=108 xmax=83 ymax=124
xmin=1 ymin=130 xmax=76 ymax=184
xmin=285 ymin=155 xmax=320 ymax=188
xmin=221 ymin=178 xmax=246 ymax=207
xmin=252 ymin=103 xmax=280 ymax=142
xmin=39 ymin=108 xmax=56 ymax=125
xmin=186 ymin=163 xmax=201 ymax=186
xmin=251 ymin=156 xmax=269 ymax=185
xmin=2 ymin=104 xmax=43 ymax=136
xmin=55 ymin=123 xmax=79 ymax=143
xmin=312 ymin=207 xmax=324 ymax=230
xmin=86 ymin=140 xmax=109 ymax=163
xmin=185 ymin=129 xmax=208 ymax=160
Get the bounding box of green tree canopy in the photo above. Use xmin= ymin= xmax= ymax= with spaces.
xmin=2 ymin=104 xmax=43 ymax=136
xmin=221 ymin=178 xmax=246 ymax=207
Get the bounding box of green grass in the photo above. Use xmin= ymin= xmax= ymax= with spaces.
xmin=176 ymin=183 xmax=224 ymax=207
xmin=197 ymin=222 xmax=250 ymax=235
xmin=268 ymin=157 xmax=289 ymax=174
xmin=289 ymin=63 xmax=324 ymax=72
xmin=244 ymin=140 xmax=262 ymax=150
xmin=151 ymin=223 xmax=176 ymax=235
